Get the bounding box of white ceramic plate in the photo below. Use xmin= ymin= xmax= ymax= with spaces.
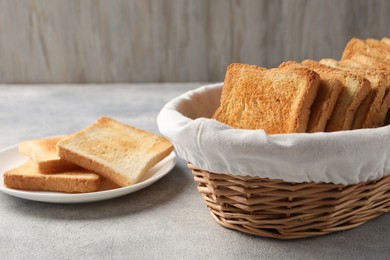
xmin=0 ymin=145 xmax=176 ymax=204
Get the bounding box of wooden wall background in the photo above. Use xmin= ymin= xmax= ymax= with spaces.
xmin=1 ymin=0 xmax=390 ymax=83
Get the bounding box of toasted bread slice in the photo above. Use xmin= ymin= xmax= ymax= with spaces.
xmin=19 ymin=136 xmax=80 ymax=174
xmin=3 ymin=161 xmax=101 ymax=193
xmin=278 ymin=61 xmax=343 ymax=132
xmin=57 ymin=117 xmax=174 ymax=187
xmin=307 ymin=78 xmax=343 ymax=132
xmin=339 ymin=58 xmax=371 ymax=69
xmin=381 ymin=90 xmax=390 ymax=126
xmin=342 ymin=38 xmax=390 ymax=62
xmin=382 ymin=37 xmax=390 ymax=46
xmin=365 ymin=38 xmax=390 ymax=59
xmin=340 ymin=58 xmax=390 ymax=127
xmin=340 ymin=57 xmax=390 ymax=84
xmin=341 ymin=38 xmax=371 ymax=60
xmin=341 ymin=38 xmax=390 ymax=70
xmin=321 ymin=57 xmax=390 ymax=128
xmin=299 ymin=60 xmax=370 ymax=131
xmin=213 ymin=63 xmax=320 ymax=134
xmin=319 ymin=58 xmax=339 ymax=68
xmin=349 ymin=71 xmax=387 ymax=129
xmin=319 ymin=59 xmax=388 ymax=128
xmin=343 ymin=54 xmax=390 ymax=70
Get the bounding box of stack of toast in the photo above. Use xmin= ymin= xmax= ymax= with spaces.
xmin=213 ymin=37 xmax=390 ymax=134
xmin=4 ymin=117 xmax=173 ymax=193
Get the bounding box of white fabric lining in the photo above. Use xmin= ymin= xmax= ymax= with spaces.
xmin=157 ymin=83 xmax=390 ymax=185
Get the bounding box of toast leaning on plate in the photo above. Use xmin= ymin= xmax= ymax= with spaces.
xmin=4 ymin=161 xmax=101 ymax=193
xmin=57 ymin=117 xmax=174 ymax=187
xmin=213 ymin=63 xmax=320 ymax=134
xmin=19 ymin=136 xmax=80 ymax=174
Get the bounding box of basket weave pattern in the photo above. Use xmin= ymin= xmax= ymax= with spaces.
xmin=188 ymin=163 xmax=390 ymax=239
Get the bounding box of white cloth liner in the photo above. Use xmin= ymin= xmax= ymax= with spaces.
xmin=157 ymin=83 xmax=390 ymax=185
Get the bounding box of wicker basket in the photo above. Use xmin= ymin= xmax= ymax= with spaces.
xmin=188 ymin=163 xmax=390 ymax=239
xmin=157 ymin=83 xmax=390 ymax=239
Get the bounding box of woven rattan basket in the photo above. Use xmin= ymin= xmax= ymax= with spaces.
xmin=188 ymin=163 xmax=390 ymax=239
xmin=158 ymin=83 xmax=390 ymax=239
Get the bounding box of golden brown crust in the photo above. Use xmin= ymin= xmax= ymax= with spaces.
xmin=308 ymin=79 xmax=343 ymax=132
xmin=19 ymin=136 xmax=80 ymax=174
xmin=213 ymin=64 xmax=267 ymax=119
xmin=301 ymin=60 xmax=370 ymax=131
xmin=218 ymin=38 xmax=390 ymax=132
xmin=319 ymin=58 xmax=339 ymax=68
xmin=34 ymin=161 xmax=82 ymax=174
xmin=380 ymin=90 xmax=390 ymax=126
xmin=3 ymin=161 xmax=101 ymax=193
xmin=382 ymin=37 xmax=390 ymax=46
xmin=283 ymin=67 xmax=321 ymax=133
xmin=346 ymin=54 xmax=390 ymax=70
xmin=365 ymin=38 xmax=390 ymax=60
xmin=279 ymin=61 xmax=343 ymax=132
xmin=57 ymin=117 xmax=174 ymax=187
xmin=339 ymin=59 xmax=369 ymax=69
xmin=341 ymin=38 xmax=390 ymax=70
xmin=342 ymin=38 xmax=362 ymax=60
xmin=346 ymin=70 xmax=386 ymax=129
xmin=341 ymin=38 xmax=390 ymax=62
xmin=339 ymin=53 xmax=390 ymax=128
xmin=19 ymin=136 xmax=65 ymax=159
xmin=57 ymin=146 xmax=129 ymax=187
xmin=213 ymin=63 xmax=320 ymax=134
xmin=321 ymin=59 xmax=388 ymax=129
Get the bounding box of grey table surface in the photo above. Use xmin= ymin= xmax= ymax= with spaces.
xmin=0 ymin=83 xmax=389 ymax=260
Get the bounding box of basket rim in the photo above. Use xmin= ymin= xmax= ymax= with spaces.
xmin=158 ymin=83 xmax=390 ymax=185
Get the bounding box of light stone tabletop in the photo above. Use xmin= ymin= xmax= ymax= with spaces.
xmin=0 ymin=84 xmax=389 ymax=260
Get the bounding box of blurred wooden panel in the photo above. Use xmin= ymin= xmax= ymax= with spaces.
xmin=0 ymin=0 xmax=390 ymax=83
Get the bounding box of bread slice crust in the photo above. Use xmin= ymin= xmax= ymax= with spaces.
xmin=19 ymin=136 xmax=79 ymax=174
xmin=319 ymin=59 xmax=388 ymax=128
xmin=339 ymin=52 xmax=390 ymax=128
xmin=300 ymin=60 xmax=370 ymax=131
xmin=279 ymin=61 xmax=343 ymax=132
xmin=213 ymin=63 xmax=320 ymax=134
xmin=342 ymin=38 xmax=390 ymax=62
xmin=382 ymin=37 xmax=390 ymax=46
xmin=4 ymin=161 xmax=101 ymax=193
xmin=57 ymin=117 xmax=174 ymax=187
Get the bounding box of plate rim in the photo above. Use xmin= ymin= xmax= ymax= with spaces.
xmin=0 ymin=143 xmax=176 ymax=202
